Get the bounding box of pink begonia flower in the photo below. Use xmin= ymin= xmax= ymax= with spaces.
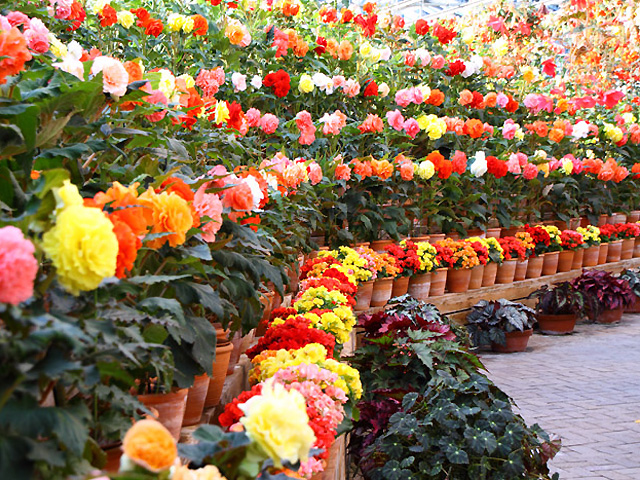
xmin=259 ymin=113 xmax=279 ymax=134
xmin=514 ymin=152 xmax=528 ymax=166
xmin=245 ymin=108 xmax=261 ymax=128
xmin=231 ymin=72 xmax=247 ymax=92
xmin=260 ymin=152 xmax=291 ymax=174
xmin=404 ymin=51 xmax=416 ymax=67
xmin=193 ymin=186 xmax=223 ymax=242
xmin=431 ymin=55 xmax=445 ymax=69
xmin=395 ymin=89 xmax=412 ymax=108
xmin=143 ymin=89 xmax=169 ymax=122
xmin=403 ymin=118 xmax=420 ymax=139
xmin=570 ymin=156 xmax=584 ymax=174
xmin=7 ymin=11 xmax=30 ymax=27
xmin=308 ymin=162 xmax=323 ymax=185
xmin=91 ymin=56 xmax=129 ymax=97
xmin=549 ymin=158 xmax=561 ymax=171
xmin=506 ymin=154 xmax=522 ymax=174
xmin=501 ymin=119 xmax=518 ymax=140
xmin=399 ymin=161 xmax=414 ymax=180
xmin=0 ymin=226 xmax=38 ymax=305
xmin=410 ymin=87 xmax=423 ymax=105
xmin=602 ymin=90 xmax=624 ymax=109
xmin=386 ymin=109 xmax=405 ymax=131
xmin=483 ymin=123 xmax=494 ymax=136
xmin=331 ymin=75 xmax=346 ymax=88
xmin=523 ymin=163 xmax=538 ymax=180
xmin=55 ymin=0 xmax=73 ymax=20
xmin=24 ymin=18 xmax=49 ymax=53
xmin=342 ymin=79 xmax=360 ymax=97
xmin=415 ymin=48 xmax=431 ymax=66
xmin=0 ymin=15 xmax=11 ymax=31
xmin=320 ymin=110 xmax=346 ymax=135
xmin=496 ymin=92 xmax=509 ymax=108
xmin=295 ymin=111 xmax=316 ymax=145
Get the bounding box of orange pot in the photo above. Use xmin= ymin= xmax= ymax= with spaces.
xmin=370 ymin=239 xmax=394 ymax=253
xmin=496 ymin=260 xmax=517 ymax=284
xmin=429 ymin=268 xmax=448 ymax=296
xmin=486 ymin=227 xmax=501 ymax=239
xmin=429 ymin=233 xmax=445 ymax=243
xmin=542 ymin=252 xmax=559 ymax=276
xmin=410 ymin=235 xmax=430 ymax=242
xmin=371 ymin=277 xmax=394 ymax=307
xmin=183 ymin=374 xmax=211 ymax=426
xmin=391 ymin=276 xmax=410 ymax=297
xmin=571 ymin=248 xmax=584 ymax=270
xmin=468 ymin=264 xmax=484 ymax=290
xmin=446 ymin=268 xmax=471 ymax=293
xmin=583 ymin=245 xmax=600 ymax=266
xmin=204 ymin=343 xmax=233 ymax=408
xmin=597 ymin=214 xmax=608 ymax=227
xmin=557 ymin=250 xmax=574 ymax=273
xmin=635 ymin=237 xmax=640 ymax=258
xmin=514 ymin=259 xmax=528 ymax=281
xmin=621 ymin=238 xmax=635 ymax=260
xmin=598 ymin=307 xmax=623 ymax=324
xmin=525 ymin=255 xmax=544 ymax=279
xmin=491 ymin=329 xmax=532 ymax=353
xmin=501 ymin=227 xmax=523 ymax=237
xmin=138 ymin=388 xmax=188 ymax=440
xmin=628 ymin=211 xmax=640 ymax=223
xmin=481 ymin=262 xmax=498 ymax=287
xmin=606 ymin=240 xmax=623 ymax=263
xmin=407 ymin=273 xmax=431 ymax=300
xmin=598 ymin=243 xmax=609 ymax=265
xmin=355 ymin=280 xmax=374 ymax=311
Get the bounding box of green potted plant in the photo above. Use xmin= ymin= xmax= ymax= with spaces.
xmin=572 ymin=270 xmax=634 ymax=323
xmin=466 ymin=299 xmax=537 ymax=353
xmin=530 ymin=282 xmax=585 ymax=334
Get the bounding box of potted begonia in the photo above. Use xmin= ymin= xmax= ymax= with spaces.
xmin=577 ymin=225 xmax=602 ymax=266
xmin=572 ymin=270 xmax=634 ymax=323
xmin=463 ymin=237 xmax=489 ymax=290
xmin=558 ymin=230 xmax=584 ymax=272
xmin=523 ymin=224 xmax=551 ymax=278
xmin=619 ymin=269 xmax=640 ymax=313
xmin=466 ymin=299 xmax=537 ymax=353
xmin=405 ymin=241 xmax=438 ymax=301
xmin=496 ymin=236 xmax=526 ymax=283
xmin=530 ymin=282 xmax=585 ymax=334
xmin=431 ymin=240 xmax=453 ymax=296
xmin=617 ymin=223 xmax=640 ymax=259
xmin=436 ymin=238 xmax=480 ymax=293
xmin=370 ymin=251 xmax=402 ymax=307
xmin=384 ymin=242 xmax=421 ymax=297
xmin=480 ymin=236 xmax=505 ymax=287
xmin=514 ymin=231 xmax=534 ymax=280
xmin=540 ymin=225 xmax=563 ymax=275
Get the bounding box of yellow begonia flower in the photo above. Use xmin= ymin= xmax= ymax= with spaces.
xmin=42 ymin=204 xmax=118 ymax=295
xmin=54 ymin=180 xmax=83 ymax=215
xmin=117 ymin=10 xmax=135 ymax=28
xmin=49 ymin=36 xmax=67 ymax=58
xmin=177 ymin=73 xmax=195 ymax=89
xmin=240 ymin=380 xmax=315 ymax=468
xmin=214 ymin=101 xmax=230 ymax=124
xmin=167 ymin=13 xmax=187 ymax=32
xmin=562 ymin=159 xmax=573 ymax=175
xmin=359 ymin=42 xmax=372 ymax=57
xmin=298 ymin=74 xmax=314 ymax=94
xmin=415 ymin=160 xmax=435 ymax=180
xmin=182 ymin=17 xmax=195 ymax=33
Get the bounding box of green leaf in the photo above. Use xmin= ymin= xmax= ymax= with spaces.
xmin=143 ymin=324 xmax=169 ymax=344
xmin=128 ymin=274 xmax=192 ymax=285
xmin=193 ymin=424 xmax=225 ymax=444
xmin=444 ymin=444 xmax=469 ymax=464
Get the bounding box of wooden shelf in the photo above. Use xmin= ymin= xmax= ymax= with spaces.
xmin=357 ymin=257 xmax=640 ymax=323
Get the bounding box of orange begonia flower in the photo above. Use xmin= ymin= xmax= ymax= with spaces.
xmin=122 ymin=419 xmax=177 ymax=472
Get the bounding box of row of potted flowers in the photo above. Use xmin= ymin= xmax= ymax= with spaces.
xmin=331 ymin=222 xmax=640 ymax=311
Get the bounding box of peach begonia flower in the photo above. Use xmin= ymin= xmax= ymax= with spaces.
xmin=259 ymin=113 xmax=279 ymax=134
xmin=337 ymin=39 xmax=353 ymax=60
xmin=91 ymin=56 xmax=129 ymax=97
xmin=138 ymin=188 xmax=194 ymax=249
xmin=320 ymin=110 xmax=347 ymax=135
xmin=0 ymin=27 xmax=32 ymax=84
xmin=370 ymin=159 xmax=393 ymax=180
xmin=122 ymin=420 xmax=177 ymax=473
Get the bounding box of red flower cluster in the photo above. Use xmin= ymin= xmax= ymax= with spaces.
xmin=363 ymin=79 xmax=378 ymax=97
xmin=318 ymin=267 xmax=358 ymax=295
xmin=315 ymin=36 xmax=327 ymax=55
xmin=385 ymin=242 xmax=421 ymax=274
xmin=300 ymin=256 xmax=341 ymax=280
xmin=487 ymin=156 xmax=508 ymax=179
xmin=498 ymin=237 xmax=527 ymax=261
xmin=433 ymin=241 xmax=454 ymax=268
xmin=300 ymin=276 xmax=356 ymax=305
xmin=432 ymin=23 xmax=457 ymax=44
xmin=263 ymin=69 xmax=291 ymax=98
xmin=354 ymin=14 xmax=377 ymax=37
xmin=599 ymin=224 xmax=620 ymax=242
xmin=466 ymin=240 xmax=489 ymax=265
xmin=560 ymin=230 xmax=584 ymax=250
xmin=246 ymin=316 xmax=336 ymax=360
xmin=415 ymin=19 xmax=429 ymax=35
xmin=132 ymin=8 xmax=164 ymax=37
xmin=616 ymin=223 xmax=640 ymax=239
xmin=445 ymin=59 xmax=466 ymax=77
xmin=524 ymin=225 xmax=551 ymax=255
xmin=67 ymin=1 xmax=86 ymax=31
xmin=99 ymin=5 xmax=117 ymax=27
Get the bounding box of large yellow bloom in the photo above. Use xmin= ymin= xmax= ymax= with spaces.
xmin=172 ymin=465 xmax=227 ymax=480
xmin=298 ymin=74 xmax=314 ymax=93
xmin=122 ymin=419 xmax=177 ymax=473
xmin=42 ymin=204 xmax=118 ymax=295
xmin=138 ymin=188 xmax=194 ymax=249
xmin=240 ymin=380 xmax=315 ymax=468
xmin=54 ymin=179 xmax=83 ymax=215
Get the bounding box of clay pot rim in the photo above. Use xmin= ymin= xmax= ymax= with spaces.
xmin=138 ymin=387 xmax=189 ymax=401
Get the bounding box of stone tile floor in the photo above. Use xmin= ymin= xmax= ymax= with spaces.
xmin=481 ymin=314 xmax=640 ymax=480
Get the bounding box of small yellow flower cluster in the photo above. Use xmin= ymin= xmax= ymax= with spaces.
xmin=577 ymin=225 xmax=601 ymax=246
xmin=542 ymin=225 xmax=562 ymax=247
xmin=293 ymin=286 xmax=350 ymax=313
xmin=415 ymin=241 xmax=437 ymax=272
xmin=416 ymin=114 xmax=448 ymax=140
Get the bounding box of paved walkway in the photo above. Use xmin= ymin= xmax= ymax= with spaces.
xmin=481 ymin=314 xmax=640 ymax=480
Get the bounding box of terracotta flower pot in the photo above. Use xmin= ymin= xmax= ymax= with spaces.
xmin=537 ymin=313 xmax=577 ymax=335
xmin=410 ymin=235 xmax=430 ymax=242
xmin=481 ymin=262 xmax=498 ymax=287
xmin=486 ymin=227 xmax=501 ymax=239
xmin=428 ymin=233 xmax=445 ymax=243
xmin=183 ymin=374 xmax=211 ymax=426
xmin=514 ymin=259 xmax=528 ymax=281
xmin=256 ymin=292 xmax=275 ymax=337
xmin=542 ymin=252 xmax=559 ymax=276
xmin=598 ymin=243 xmax=609 ymax=265
xmin=525 ymin=255 xmax=544 ymax=279
xmin=598 ymin=307 xmax=623 ymax=324
xmin=408 ymin=273 xmax=431 ymax=300
xmin=583 ymin=245 xmax=600 ymax=266
xmin=138 ymin=388 xmax=189 ymax=440
xmin=204 ymin=342 xmax=233 ymax=408
xmin=429 ymin=268 xmax=447 ymax=296
xmin=557 ymin=250 xmax=574 ymax=273
xmin=496 ymin=259 xmax=517 ymax=284
xmin=446 ymin=268 xmax=471 ymax=293
xmin=103 ymin=444 xmax=123 ymax=472
xmin=370 ymin=239 xmax=394 ymax=253
xmin=491 ymin=329 xmax=533 ymax=353
xmin=466 ymin=228 xmax=485 ymax=238
xmin=355 ymin=280 xmax=375 ymax=311
xmin=635 ymin=237 xmax=640 ymax=258
xmin=391 ymin=276 xmax=410 ymax=298
xmin=606 ymin=240 xmax=623 ymax=263
xmin=501 ymin=227 xmax=523 ymax=237
xmin=371 ymin=277 xmax=394 ymax=307
xmin=628 ymin=210 xmax=640 ymax=223
xmin=621 ymin=238 xmax=635 ymax=260
xmin=625 ymin=295 xmax=640 ymax=313
xmin=571 ymin=248 xmax=584 ymax=270
xmin=227 ymin=331 xmax=242 ymax=375
xmin=597 ymin=214 xmax=608 ymax=227
xmin=468 ymin=264 xmax=484 ymax=290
